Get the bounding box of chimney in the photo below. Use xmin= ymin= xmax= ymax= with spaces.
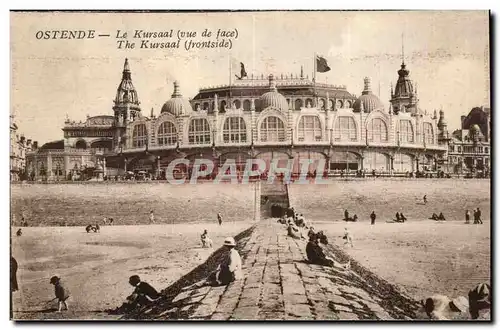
xmin=461 ymin=115 xmax=467 ymax=128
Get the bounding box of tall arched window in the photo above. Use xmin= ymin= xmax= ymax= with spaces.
xmin=423 ymin=122 xmax=434 ymax=145
xmin=260 ymin=116 xmax=285 ymax=142
xmin=223 ymin=117 xmax=247 ymax=143
xmin=188 ymin=118 xmax=211 ymax=145
xmin=398 ymin=120 xmax=414 ymax=143
xmin=75 ymin=140 xmax=87 ymax=149
xmin=233 ymin=100 xmax=241 ymax=109
xmin=220 ymin=100 xmax=227 ymax=112
xmin=243 ymin=99 xmax=251 ymax=111
xmin=157 ymin=121 xmax=177 ymax=146
xmin=298 ymin=116 xmax=322 ymax=142
xmin=132 ymin=124 xmax=148 ymax=148
xmin=295 ymin=99 xmax=303 ymax=110
xmin=368 ymin=118 xmax=388 ymax=142
xmin=334 ymin=116 xmax=357 ymax=141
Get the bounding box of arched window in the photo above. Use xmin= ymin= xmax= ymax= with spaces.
xmin=328 ymin=99 xmax=334 ymax=110
xmin=295 ymin=99 xmax=303 ymax=110
xmin=75 ymin=140 xmax=87 ymax=149
xmin=223 ymin=117 xmax=247 ymax=143
xmin=346 ymin=100 xmax=352 ymax=108
xmin=336 ymin=100 xmax=343 ymax=109
xmin=188 ymin=118 xmax=211 ymax=145
xmin=233 ymin=99 xmax=241 ymax=109
xmin=423 ymin=122 xmax=434 ymax=145
xmin=298 ymin=116 xmax=322 ymax=142
xmin=334 ymin=116 xmax=357 ymax=141
xmin=243 ymin=99 xmax=251 ymax=111
xmin=157 ymin=121 xmax=177 ymax=146
xmin=398 ymin=120 xmax=414 ymax=143
xmin=318 ymin=99 xmax=325 ymax=110
xmin=305 ymin=98 xmax=313 ymax=108
xmin=220 ymin=100 xmax=227 ymax=112
xmin=132 ymin=124 xmax=148 ymax=148
xmin=202 ymin=102 xmax=209 ymax=110
xmin=368 ymin=118 xmax=388 ymax=142
xmin=260 ymin=116 xmax=285 ymax=142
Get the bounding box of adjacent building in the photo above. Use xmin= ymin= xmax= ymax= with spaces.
xmin=446 ymin=106 xmax=491 ymax=176
xmin=10 ymin=115 xmax=34 ymax=181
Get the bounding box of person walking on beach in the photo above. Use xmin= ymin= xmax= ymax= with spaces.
xmin=217 ymin=213 xmax=223 ymax=226
xmin=370 ymin=211 xmax=376 ymax=225
xmin=149 ymin=211 xmax=155 ymax=224
xmin=423 ymin=195 xmax=428 ymax=204
xmin=476 ymin=208 xmax=483 ymax=224
xmin=344 ymin=210 xmax=349 ymax=221
xmin=50 ymin=276 xmax=70 ymax=312
xmin=465 ymin=210 xmax=471 ymax=224
xmin=201 ymin=229 xmax=213 ymax=248
xmin=11 ymin=256 xmax=18 ymax=292
xmin=343 ymin=227 xmax=354 ymax=248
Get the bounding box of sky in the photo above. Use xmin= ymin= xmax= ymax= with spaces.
xmin=10 ymin=11 xmax=490 ymax=144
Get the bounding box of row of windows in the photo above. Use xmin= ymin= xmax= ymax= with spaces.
xmin=449 ymin=145 xmax=489 ymax=154
xmin=132 ymin=116 xmax=436 ymax=147
xmin=65 ymin=131 xmax=113 ymax=137
xmin=193 ymin=98 xmax=354 ymax=112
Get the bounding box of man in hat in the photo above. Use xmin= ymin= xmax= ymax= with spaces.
xmin=306 ymin=234 xmax=350 ymax=270
xmin=50 ymin=276 xmax=70 ymax=312
xmin=188 ymin=237 xmax=242 ymax=289
xmin=468 ymin=283 xmax=491 ymax=320
xmin=420 ymin=294 xmax=469 ymax=320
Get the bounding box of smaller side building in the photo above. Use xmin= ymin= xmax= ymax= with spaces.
xmin=10 ymin=115 xmax=34 ymax=181
xmin=446 ymin=106 xmax=490 ymax=176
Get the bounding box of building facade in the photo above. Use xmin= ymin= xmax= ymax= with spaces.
xmin=26 ymin=58 xmax=451 ymax=181
xmin=10 ymin=115 xmax=34 ymax=181
xmin=446 ymin=106 xmax=490 ymax=176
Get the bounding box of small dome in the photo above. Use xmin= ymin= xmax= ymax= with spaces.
xmin=470 ymin=124 xmax=481 ymax=135
xmin=353 ymin=77 xmax=383 ymax=113
xmin=258 ymin=75 xmax=289 ymax=111
xmin=438 ymin=109 xmax=447 ymax=128
xmin=161 ymin=81 xmax=193 ymax=116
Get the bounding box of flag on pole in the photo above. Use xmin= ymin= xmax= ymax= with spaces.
xmin=235 ymin=62 xmax=247 ymax=80
xmin=316 ymin=56 xmax=331 ymax=73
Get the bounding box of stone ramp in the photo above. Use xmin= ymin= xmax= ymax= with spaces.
xmin=125 ymin=221 xmax=419 ymax=320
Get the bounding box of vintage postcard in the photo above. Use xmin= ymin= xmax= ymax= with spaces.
xmin=10 ymin=10 xmax=491 ymax=321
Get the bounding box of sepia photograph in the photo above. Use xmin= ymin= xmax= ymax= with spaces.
xmin=9 ymin=10 xmax=491 ymax=321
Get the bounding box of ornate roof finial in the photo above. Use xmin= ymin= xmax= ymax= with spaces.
xmin=150 ymin=107 xmax=154 ymax=118
xmin=401 ymin=33 xmax=405 ymax=66
xmin=362 ymin=77 xmax=372 ymax=95
xmin=269 ymin=74 xmax=277 ymax=91
xmin=172 ymin=81 xmax=182 ymax=98
xmin=300 ymin=65 xmax=304 ymax=79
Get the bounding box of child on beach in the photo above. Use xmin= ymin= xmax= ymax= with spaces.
xmin=50 ymin=276 xmax=70 ymax=312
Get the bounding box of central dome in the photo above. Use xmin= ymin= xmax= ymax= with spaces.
xmin=258 ymin=75 xmax=289 ymax=111
xmin=353 ymin=77 xmax=383 ymax=113
xmin=161 ymin=81 xmax=193 ymax=116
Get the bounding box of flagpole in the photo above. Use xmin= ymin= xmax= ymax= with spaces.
xmin=229 ymin=56 xmax=232 ymax=106
xmin=313 ymin=53 xmax=317 ymax=107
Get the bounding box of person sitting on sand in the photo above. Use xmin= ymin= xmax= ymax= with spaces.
xmin=420 ymin=295 xmax=469 ymax=320
xmin=50 ymin=276 xmax=70 ymax=312
xmin=16 ymin=228 xmax=22 ymax=236
xmin=93 ymin=224 xmax=100 ymax=233
xmin=438 ymin=212 xmax=446 ymax=221
xmin=352 ymin=214 xmax=358 ymax=222
xmin=201 ymin=229 xmax=213 ymax=248
xmin=395 ymin=212 xmax=401 ymax=222
xmin=468 ymin=283 xmax=491 ymax=320
xmin=85 ymin=224 xmax=93 ymax=233
xmin=117 ymin=275 xmax=159 ymax=313
xmin=400 ymin=213 xmax=407 ymax=222
xmin=317 ymin=230 xmax=329 ymax=245
xmin=306 ymin=234 xmax=350 ymax=270
xmin=430 ymin=213 xmax=439 ymax=220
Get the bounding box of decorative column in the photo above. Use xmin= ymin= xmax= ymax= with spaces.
xmin=254 ymin=180 xmax=261 ymax=222
xmin=324 ymin=92 xmax=330 ymax=141
xmin=47 ymin=152 xmax=53 ymax=180
xmin=250 ymin=99 xmax=258 ymax=143
xmin=64 ymin=154 xmax=70 ymax=178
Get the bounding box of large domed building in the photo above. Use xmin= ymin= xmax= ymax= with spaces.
xmin=26 ymin=58 xmax=451 ymax=181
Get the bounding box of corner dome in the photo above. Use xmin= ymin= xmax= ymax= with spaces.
xmin=353 ymin=77 xmax=383 ymax=113
xmin=161 ymin=81 xmax=193 ymax=116
xmin=258 ymin=75 xmax=289 ymax=111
